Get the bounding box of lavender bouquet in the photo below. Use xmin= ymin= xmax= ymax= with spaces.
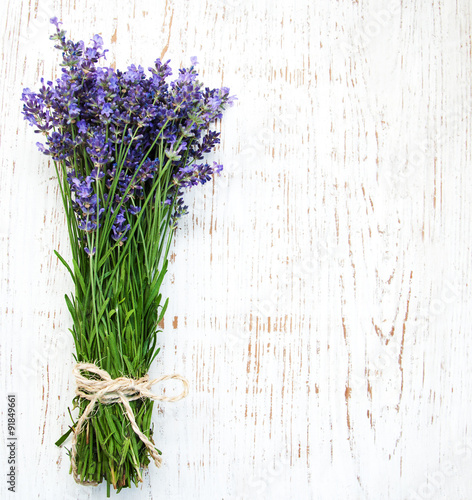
xmin=22 ymin=18 xmax=234 ymax=494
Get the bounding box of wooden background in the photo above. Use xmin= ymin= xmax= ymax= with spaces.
xmin=2 ymin=0 xmax=472 ymax=498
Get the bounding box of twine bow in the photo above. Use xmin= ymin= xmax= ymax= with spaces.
xmin=70 ymin=362 xmax=189 ymax=485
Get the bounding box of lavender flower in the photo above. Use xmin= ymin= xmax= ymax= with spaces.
xmin=22 ymin=18 xmax=235 ymax=251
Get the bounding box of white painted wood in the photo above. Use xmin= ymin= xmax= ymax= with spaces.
xmin=2 ymin=0 xmax=472 ymax=498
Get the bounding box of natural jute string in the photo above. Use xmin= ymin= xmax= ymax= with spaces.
xmin=70 ymin=362 xmax=189 ymax=485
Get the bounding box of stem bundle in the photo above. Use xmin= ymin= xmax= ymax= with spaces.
xmin=22 ymin=18 xmax=235 ymax=494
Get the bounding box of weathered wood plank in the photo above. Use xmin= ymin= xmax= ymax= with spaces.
xmin=1 ymin=0 xmax=471 ymax=498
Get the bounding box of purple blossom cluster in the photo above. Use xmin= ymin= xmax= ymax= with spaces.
xmin=22 ymin=18 xmax=235 ymax=247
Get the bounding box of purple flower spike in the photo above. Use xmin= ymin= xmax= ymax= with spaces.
xmin=50 ymin=17 xmax=61 ymax=29
xmin=90 ymin=168 xmax=105 ymax=180
xmin=128 ymin=205 xmax=142 ymax=215
xmin=78 ymin=221 xmax=97 ymax=232
xmin=77 ymin=120 xmax=87 ymax=134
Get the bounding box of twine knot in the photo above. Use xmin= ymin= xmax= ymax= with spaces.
xmin=70 ymin=362 xmax=189 ymax=485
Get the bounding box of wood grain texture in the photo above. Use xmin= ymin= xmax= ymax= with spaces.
xmin=2 ymin=0 xmax=472 ymax=498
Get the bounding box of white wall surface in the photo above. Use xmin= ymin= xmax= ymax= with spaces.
xmin=2 ymin=1 xmax=472 ymax=499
